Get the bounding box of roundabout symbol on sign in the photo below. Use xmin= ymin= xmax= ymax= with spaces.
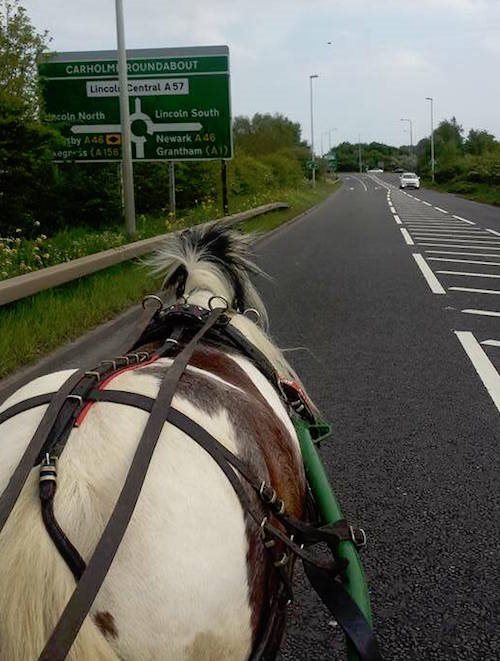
xmin=70 ymin=98 xmax=202 ymax=158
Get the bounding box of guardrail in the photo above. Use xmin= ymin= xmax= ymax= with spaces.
xmin=0 ymin=203 xmax=289 ymax=307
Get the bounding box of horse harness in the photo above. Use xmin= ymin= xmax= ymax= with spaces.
xmin=0 ymin=299 xmax=382 ymax=661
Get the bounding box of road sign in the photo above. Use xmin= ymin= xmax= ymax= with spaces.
xmin=306 ymin=160 xmax=318 ymax=170
xmin=38 ymin=46 xmax=232 ymax=162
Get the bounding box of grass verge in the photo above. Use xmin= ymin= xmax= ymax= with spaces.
xmin=422 ymin=179 xmax=500 ymax=206
xmin=0 ymin=180 xmax=339 ymax=380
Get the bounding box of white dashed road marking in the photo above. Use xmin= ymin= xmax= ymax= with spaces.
xmin=452 ymin=215 xmax=475 ymax=225
xmin=412 ymin=254 xmax=446 ymax=294
xmin=449 ymin=287 xmax=500 ymax=295
xmin=428 ymin=258 xmax=500 ymax=266
xmin=486 ymin=229 xmax=500 ymax=237
xmin=400 ymin=228 xmax=414 ymax=245
xmin=394 ymin=214 xmax=402 ymax=225
xmin=434 ymin=207 xmax=448 ymax=214
xmin=462 ymin=309 xmax=500 ymax=318
xmin=437 ymin=270 xmax=500 ymax=279
xmin=455 ymin=331 xmax=500 ymax=413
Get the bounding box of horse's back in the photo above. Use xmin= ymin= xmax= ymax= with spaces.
xmin=0 ymin=350 xmax=304 ymax=659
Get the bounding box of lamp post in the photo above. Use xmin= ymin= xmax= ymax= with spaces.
xmin=400 ymin=118 xmax=413 ymax=160
xmin=309 ymin=74 xmax=319 ymax=187
xmin=328 ymin=128 xmax=337 ymax=152
xmin=426 ymin=97 xmax=435 ymax=183
xmin=358 ymin=133 xmax=362 ymax=173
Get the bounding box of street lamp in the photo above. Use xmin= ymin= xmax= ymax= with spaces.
xmin=309 ymin=74 xmax=319 ymax=187
xmin=400 ymin=118 xmax=413 ymax=159
xmin=426 ymin=97 xmax=435 ymax=183
xmin=328 ymin=128 xmax=337 ymax=152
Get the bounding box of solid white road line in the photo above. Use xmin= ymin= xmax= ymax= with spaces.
xmin=389 ymin=206 xmax=396 ymax=213
xmin=452 ymin=215 xmax=475 ymax=225
xmin=425 ymin=250 xmax=500 ymax=257
xmin=400 ymin=228 xmax=414 ymax=245
xmin=412 ymin=233 xmax=486 ymax=238
xmin=350 ymin=175 xmax=368 ymax=192
xmin=437 ymin=270 xmax=500 ymax=279
xmin=422 ymin=201 xmax=432 ymax=206
xmin=412 ymin=253 xmax=446 ymax=294
xmin=434 ymin=206 xmax=448 ymax=213
xmin=454 ymin=331 xmax=500 ymax=414
xmin=481 ymin=339 xmax=500 ymax=347
xmin=462 ymin=309 xmax=500 ymax=318
xmin=418 ymin=243 xmax=500 ymax=250
xmin=428 ymin=257 xmax=500 ymax=266
xmin=416 ymin=236 xmax=500 ymax=243
xmin=394 ymin=214 xmax=402 ymax=224
xmin=449 ymin=287 xmax=500 ymax=294
xmin=486 ymin=229 xmax=500 ymax=237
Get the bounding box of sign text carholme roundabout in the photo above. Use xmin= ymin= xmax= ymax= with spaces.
xmin=38 ymin=46 xmax=232 ymax=162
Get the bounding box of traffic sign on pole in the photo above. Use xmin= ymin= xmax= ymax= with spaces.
xmin=38 ymin=46 xmax=232 ymax=163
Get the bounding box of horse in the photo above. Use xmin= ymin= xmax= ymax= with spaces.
xmin=0 ymin=222 xmax=319 ymax=661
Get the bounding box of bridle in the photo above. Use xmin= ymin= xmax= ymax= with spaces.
xmin=0 ymin=296 xmax=382 ymax=661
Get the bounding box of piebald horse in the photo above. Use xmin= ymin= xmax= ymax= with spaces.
xmin=0 ymin=224 xmax=316 ymax=660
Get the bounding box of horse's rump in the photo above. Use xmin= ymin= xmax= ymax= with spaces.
xmin=0 ymin=340 xmax=306 ymax=660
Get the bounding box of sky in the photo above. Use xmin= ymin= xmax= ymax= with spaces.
xmin=22 ymin=0 xmax=500 ymax=149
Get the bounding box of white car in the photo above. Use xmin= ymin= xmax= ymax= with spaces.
xmin=399 ymin=172 xmax=420 ymax=189
xmin=367 ymin=168 xmax=384 ymax=173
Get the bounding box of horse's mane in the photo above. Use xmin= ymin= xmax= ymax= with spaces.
xmin=147 ymin=222 xmax=270 ymax=328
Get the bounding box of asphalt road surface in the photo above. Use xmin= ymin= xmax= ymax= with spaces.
xmin=1 ymin=176 xmax=499 ymax=660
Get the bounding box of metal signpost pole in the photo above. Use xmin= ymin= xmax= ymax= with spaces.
xmin=426 ymin=97 xmax=435 ymax=183
xmin=115 ymin=0 xmax=136 ymax=235
xmin=221 ymin=160 xmax=229 ymax=215
xmin=358 ymin=134 xmax=362 ymax=173
xmin=309 ymin=74 xmax=318 ymax=187
xmin=168 ymin=161 xmax=176 ymax=217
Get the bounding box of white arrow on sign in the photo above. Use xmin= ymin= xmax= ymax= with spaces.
xmin=70 ymin=98 xmax=202 ymax=158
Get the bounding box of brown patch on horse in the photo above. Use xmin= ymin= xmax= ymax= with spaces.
xmin=139 ymin=344 xmax=306 ymax=644
xmin=93 ymin=611 xmax=118 ymax=639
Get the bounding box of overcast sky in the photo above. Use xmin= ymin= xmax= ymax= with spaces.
xmin=23 ymin=0 xmax=500 ymax=148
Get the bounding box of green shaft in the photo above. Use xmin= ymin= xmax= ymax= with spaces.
xmin=294 ymin=418 xmax=373 ymax=660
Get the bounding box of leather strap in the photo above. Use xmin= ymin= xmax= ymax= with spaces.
xmin=0 ymin=370 xmax=85 ymax=536
xmin=0 ymin=393 xmax=55 ymax=425
xmin=38 ymin=308 xmax=225 ymax=661
xmin=303 ymin=561 xmax=383 ymax=661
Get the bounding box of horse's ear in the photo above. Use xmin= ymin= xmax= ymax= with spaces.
xmin=164 ymin=264 xmax=188 ymax=298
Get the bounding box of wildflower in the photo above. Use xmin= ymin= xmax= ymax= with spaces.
xmin=15 ymin=228 xmax=22 ymax=234
xmin=33 ymin=221 xmax=41 ymax=227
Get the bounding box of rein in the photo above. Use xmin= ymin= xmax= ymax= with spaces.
xmin=0 ymin=298 xmax=382 ymax=661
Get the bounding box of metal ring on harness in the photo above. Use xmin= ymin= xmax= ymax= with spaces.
xmin=142 ymin=295 xmax=163 ymax=310
xmin=208 ymin=295 xmax=229 ymax=311
xmin=243 ymin=308 xmax=261 ymax=323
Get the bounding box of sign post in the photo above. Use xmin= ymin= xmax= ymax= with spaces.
xmin=38 ymin=45 xmax=232 ymax=233
xmin=38 ymin=46 xmax=232 ymax=163
xmin=115 ymin=0 xmax=135 ymax=234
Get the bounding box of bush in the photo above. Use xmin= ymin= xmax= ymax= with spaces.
xmin=260 ymin=152 xmax=303 ymax=188
xmin=228 ymin=153 xmax=274 ymax=195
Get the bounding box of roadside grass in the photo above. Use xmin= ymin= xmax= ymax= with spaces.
xmin=0 ymin=180 xmax=338 ymax=379
xmin=0 ymin=182 xmax=331 ymax=281
xmin=422 ymin=179 xmax=500 ymax=206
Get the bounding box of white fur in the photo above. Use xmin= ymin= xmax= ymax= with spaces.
xmin=0 ymin=227 xmax=313 ymax=660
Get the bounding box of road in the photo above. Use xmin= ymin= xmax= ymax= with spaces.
xmin=1 ymin=176 xmax=499 ymax=659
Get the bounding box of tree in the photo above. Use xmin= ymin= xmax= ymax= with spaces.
xmin=465 ymin=129 xmax=497 ymax=156
xmin=0 ymin=0 xmax=50 ymax=118
xmin=233 ymin=113 xmax=303 ymax=156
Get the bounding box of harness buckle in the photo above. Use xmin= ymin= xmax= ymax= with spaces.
xmin=66 ymin=394 xmax=83 ymax=406
xmin=349 ymin=526 xmax=367 ymax=549
xmin=259 ymin=481 xmax=277 ymax=505
xmin=273 ymin=553 xmax=289 ymax=568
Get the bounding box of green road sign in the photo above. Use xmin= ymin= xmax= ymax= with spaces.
xmin=38 ymin=46 xmax=232 ymax=162
xmin=306 ymin=160 xmax=318 ymax=170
